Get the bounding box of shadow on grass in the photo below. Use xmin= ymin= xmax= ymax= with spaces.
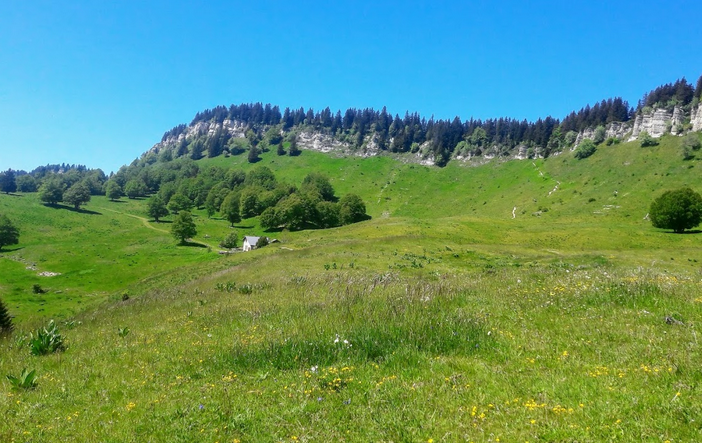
xmin=0 ymin=246 xmax=25 ymax=253
xmin=178 ymin=240 xmax=208 ymax=248
xmin=45 ymin=204 xmax=102 ymax=215
xmin=152 ymin=220 xmax=173 ymax=224
xmin=233 ymin=224 xmax=255 ymax=229
xmin=3 ymin=193 xmax=23 ymax=197
xmin=679 ymin=230 xmax=702 ymax=234
xmin=107 ymin=199 xmax=126 ymax=203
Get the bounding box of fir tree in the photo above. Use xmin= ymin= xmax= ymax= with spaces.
xmin=288 ymin=137 xmax=301 ymax=156
xmin=0 ymin=297 xmax=13 ymax=337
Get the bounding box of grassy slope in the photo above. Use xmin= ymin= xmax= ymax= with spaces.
xmin=1 ymin=135 xmax=702 ymax=441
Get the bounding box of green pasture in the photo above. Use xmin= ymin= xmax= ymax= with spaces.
xmin=1 ymin=134 xmax=702 ymax=441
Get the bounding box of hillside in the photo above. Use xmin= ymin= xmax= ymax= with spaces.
xmin=2 ymin=77 xmax=702 ymax=442
xmin=2 ymin=132 xmax=702 ymax=325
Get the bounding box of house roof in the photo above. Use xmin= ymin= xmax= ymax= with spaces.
xmin=243 ymin=236 xmax=260 ymax=244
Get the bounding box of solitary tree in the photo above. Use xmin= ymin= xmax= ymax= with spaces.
xmin=219 ymin=232 xmax=238 ymax=249
xmin=0 ymin=169 xmax=17 ymax=194
xmin=248 ymin=145 xmax=261 ymax=163
xmin=0 ymin=214 xmax=20 ymax=251
xmin=0 ymin=296 xmax=13 ymax=337
xmin=288 ymin=137 xmax=301 ymax=156
xmin=105 ymin=181 xmax=123 ymax=201
xmin=171 ymin=211 xmax=197 ymax=244
xmin=147 ymin=195 xmax=169 ymax=222
xmin=63 ymin=182 xmax=91 ymax=209
xmin=650 ymin=187 xmax=702 ymax=233
xmin=38 ymin=178 xmax=65 ymax=205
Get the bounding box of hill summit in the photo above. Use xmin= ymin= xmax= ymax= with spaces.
xmin=148 ymin=76 xmax=702 ymax=166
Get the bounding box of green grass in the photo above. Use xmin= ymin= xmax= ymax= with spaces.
xmin=1 ymin=134 xmax=702 ymax=441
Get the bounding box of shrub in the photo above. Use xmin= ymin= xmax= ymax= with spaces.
xmin=592 ymin=125 xmax=606 ymax=145
xmin=29 ymin=320 xmax=65 ymax=355
xmin=681 ymin=133 xmax=701 ymax=151
xmin=639 ymin=131 xmax=659 ymax=147
xmin=574 ymin=139 xmax=597 ymax=159
xmin=650 ymin=187 xmax=702 ymax=233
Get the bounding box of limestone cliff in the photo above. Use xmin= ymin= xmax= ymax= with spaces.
xmin=628 ymin=106 xmax=684 ymax=141
xmin=691 ymin=103 xmax=702 ymax=132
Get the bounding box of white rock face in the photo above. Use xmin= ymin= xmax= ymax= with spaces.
xmin=150 ymin=119 xmax=247 ymax=153
xmin=628 ymin=108 xmax=674 ymax=141
xmin=574 ymin=121 xmax=631 ymax=146
xmin=691 ymin=103 xmax=702 ymax=132
xmin=297 ymin=131 xmax=353 ymax=154
xmin=671 ymin=106 xmax=685 ymax=135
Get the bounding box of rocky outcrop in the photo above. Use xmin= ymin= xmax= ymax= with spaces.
xmin=671 ymin=106 xmax=685 ymax=135
xmin=692 ymin=103 xmax=702 ymax=132
xmin=628 ymin=107 xmax=682 ymax=141
xmin=150 ymin=119 xmax=247 ymax=153
xmin=574 ymin=121 xmax=631 ymax=146
xmin=297 ymin=131 xmax=354 ymax=155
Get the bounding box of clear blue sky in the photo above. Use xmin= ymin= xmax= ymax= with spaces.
xmin=1 ymin=0 xmax=701 ymax=173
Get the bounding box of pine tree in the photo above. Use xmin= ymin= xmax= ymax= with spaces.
xmin=248 ymin=145 xmax=261 ymax=163
xmin=0 ymin=296 xmax=13 ymax=337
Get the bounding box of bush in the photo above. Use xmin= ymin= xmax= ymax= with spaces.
xmin=29 ymin=320 xmax=65 ymax=355
xmin=681 ymin=133 xmax=701 ymax=151
xmin=650 ymin=187 xmax=702 ymax=233
xmin=219 ymin=232 xmax=239 ymax=249
xmin=592 ymin=125 xmax=606 ymax=145
xmin=574 ymin=139 xmax=597 ymax=159
xmin=639 ymin=131 xmax=659 ymax=147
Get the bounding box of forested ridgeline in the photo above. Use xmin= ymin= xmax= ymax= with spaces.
xmin=157 ymin=76 xmax=702 ymax=165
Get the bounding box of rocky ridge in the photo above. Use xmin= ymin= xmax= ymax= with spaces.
xmin=150 ymin=104 xmax=702 ymax=164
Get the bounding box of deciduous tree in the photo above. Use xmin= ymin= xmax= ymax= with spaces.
xmin=147 ymin=195 xmax=169 ymax=222
xmin=171 ymin=211 xmax=197 ymax=244
xmin=650 ymin=187 xmax=702 ymax=233
xmin=63 ymin=182 xmax=91 ymax=209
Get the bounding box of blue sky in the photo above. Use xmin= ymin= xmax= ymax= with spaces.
xmin=1 ymin=0 xmax=701 ymax=173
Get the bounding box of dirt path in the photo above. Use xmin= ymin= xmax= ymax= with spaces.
xmin=94 ymin=206 xmax=219 ymax=249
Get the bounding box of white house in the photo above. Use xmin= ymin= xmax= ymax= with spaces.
xmin=242 ymin=236 xmax=260 ymax=252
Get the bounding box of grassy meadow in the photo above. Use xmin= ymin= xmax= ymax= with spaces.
xmin=2 ymin=134 xmax=702 ymax=441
